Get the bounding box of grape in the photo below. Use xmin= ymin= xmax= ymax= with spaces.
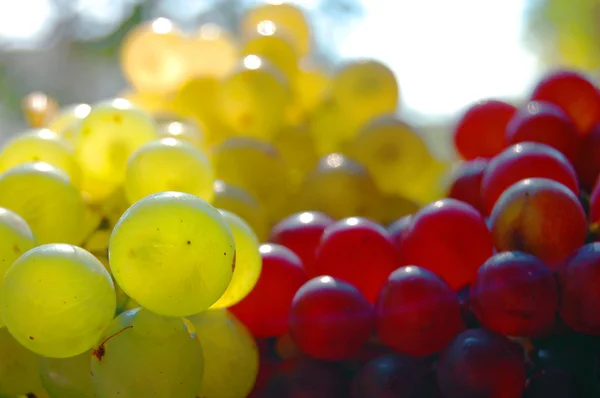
xmin=524 ymin=370 xmax=577 ymax=398
xmin=241 ymin=2 xmax=311 ymax=55
xmin=458 ymin=285 xmax=480 ymax=329
xmin=1 ymin=244 xmax=115 ymax=358
xmin=211 ymin=180 xmax=269 ymax=242
xmin=293 ymin=58 xmax=329 ymax=118
xmin=39 ymin=350 xmax=95 ymax=398
xmin=90 ymin=308 xmax=203 ymax=398
xmin=376 ymin=266 xmax=464 ymax=357
xmin=212 ymin=138 xmax=290 ymax=222
xmin=187 ymin=23 xmax=238 ymax=78
xmin=363 ymin=194 xmax=420 ymax=226
xmin=230 ymin=243 xmax=307 ymax=337
xmin=402 ymin=199 xmax=494 ymax=290
xmin=352 ymin=354 xmax=430 ymax=398
xmin=530 ymin=69 xmax=600 ymax=134
xmin=109 ymin=191 xmax=234 ymax=316
xmin=437 ymin=328 xmax=526 ymax=398
xmin=275 ymin=333 xmax=301 ymax=360
xmin=189 ymin=309 xmax=259 ymax=398
xmin=291 ymin=153 xmax=380 ymax=220
xmin=218 ymin=55 xmax=291 ymax=141
xmin=270 ymin=211 xmax=334 ymax=278
xmin=272 ymin=125 xmax=319 ymax=189
xmin=397 ymin=156 xmax=452 ymax=205
xmin=454 ymin=99 xmax=516 ymax=159
xmin=556 ymin=243 xmax=600 ymax=334
xmin=309 ymin=99 xmax=356 ymax=155
xmin=448 ymin=158 xmax=488 ymax=214
xmin=506 ymin=101 xmax=580 ymax=164
xmin=119 ymin=89 xmax=175 ymax=116
xmin=576 ymin=123 xmax=600 ymax=191
xmin=289 ymin=276 xmax=373 ymax=360
xmin=470 ymin=251 xmax=558 ymax=336
xmin=387 ymin=214 xmax=412 ymax=264
xmin=314 ymin=217 xmax=397 ymax=303
xmin=74 ymin=98 xmax=159 ymax=201
xmin=0 ymin=128 xmax=81 ymax=187
xmin=490 ymin=178 xmax=587 ymax=268
xmin=348 ymin=116 xmax=433 ymax=196
xmin=0 ymin=327 xmax=47 ymax=397
xmin=120 ymin=18 xmax=190 ymax=93
xmin=481 ymin=142 xmax=579 ymax=215
xmin=154 ymin=115 xmax=206 ymax=151
xmin=21 ymin=91 xmax=58 ymax=129
xmin=47 ymin=103 xmax=91 ymax=144
xmin=0 ymin=163 xmax=85 ymax=244
xmin=124 ymin=138 xmax=213 ymax=204
xmin=211 ymin=210 xmax=261 ymax=309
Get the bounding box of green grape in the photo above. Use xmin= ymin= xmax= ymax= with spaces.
xmin=294 ymin=58 xmax=330 ymax=118
xmin=211 ymin=180 xmax=269 ymax=242
xmin=90 ymin=308 xmax=203 ymax=398
xmin=0 ymin=128 xmax=81 ymax=187
xmin=94 ymin=254 xmax=130 ymax=316
xmin=212 ymin=138 xmax=290 ymax=223
xmin=189 ymin=309 xmax=258 ymax=398
xmin=0 ymin=163 xmax=85 ymax=245
xmin=241 ymin=2 xmax=311 ymax=55
xmin=396 ymin=157 xmax=453 ymax=205
xmin=291 ymin=153 xmax=380 ymax=219
xmin=211 ymin=210 xmax=261 ymax=309
xmin=187 ymin=23 xmax=238 ymax=78
xmin=47 ymin=103 xmax=91 ymax=144
xmin=0 ymin=244 xmax=116 ymax=358
xmin=347 ymin=117 xmax=433 ymax=195
xmin=39 ymin=350 xmax=95 ymax=398
xmin=218 ymin=55 xmax=291 ymax=141
xmin=272 ymin=125 xmax=319 ymax=189
xmin=309 ymin=99 xmax=355 ymax=155
xmin=97 ymin=188 xmax=129 ymax=229
xmin=109 ymin=191 xmax=234 ymax=316
xmin=363 ymin=194 xmax=420 ymax=226
xmin=74 ymin=98 xmax=159 ymax=202
xmin=0 ymin=328 xmax=47 ymax=397
xmin=155 ymin=115 xmax=207 ymax=151
xmin=125 ymin=138 xmax=214 ymax=204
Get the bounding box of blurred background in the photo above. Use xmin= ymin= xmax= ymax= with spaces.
xmin=0 ymin=0 xmax=597 ymax=150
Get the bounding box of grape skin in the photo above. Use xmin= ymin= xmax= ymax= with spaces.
xmin=40 ymin=350 xmax=95 ymax=398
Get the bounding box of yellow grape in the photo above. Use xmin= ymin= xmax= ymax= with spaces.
xmin=0 ymin=163 xmax=85 ymax=244
xmin=188 ymin=23 xmax=238 ymax=78
xmin=0 ymin=128 xmax=81 ymax=187
xmin=46 ymin=103 xmax=91 ymax=144
xmin=21 ymin=91 xmax=58 ymax=128
xmin=74 ymin=98 xmax=158 ymax=201
xmin=242 ymin=20 xmax=299 ymax=82
xmin=212 ymin=180 xmax=269 ymax=242
xmin=155 ymin=115 xmax=207 ymax=151
xmin=294 ymin=58 xmax=330 ymax=116
xmin=92 ymin=188 xmax=129 ymax=230
xmin=109 ymin=191 xmax=234 ymax=316
xmin=125 ymin=138 xmax=214 ymax=204
xmin=120 ymin=18 xmax=190 ymax=93
xmin=212 ymin=138 xmax=290 ymax=223
xmin=119 ymin=89 xmax=176 ymax=116
xmin=0 ymin=328 xmax=47 ymax=397
xmin=0 ymin=208 xmax=36 ymax=328
xmin=1 ymin=244 xmax=116 ymax=358
xmin=396 ymin=157 xmax=453 ymax=205
xmin=39 ymin=350 xmax=95 ymax=398
xmin=82 ymin=228 xmax=110 ymax=257
xmin=91 ymin=308 xmax=203 ymax=397
xmin=241 ymin=2 xmax=311 ymax=55
xmin=218 ymin=55 xmax=291 ymax=141
xmin=309 ymin=99 xmax=355 ymax=155
xmin=348 ymin=116 xmax=433 ymax=195
xmin=94 ymin=254 xmax=131 ymax=316
xmin=272 ymin=125 xmax=319 ymax=188
xmin=211 ymin=210 xmax=262 ymax=309
xmin=189 ymin=309 xmax=259 ymax=398
xmin=363 ymin=194 xmax=421 ymax=226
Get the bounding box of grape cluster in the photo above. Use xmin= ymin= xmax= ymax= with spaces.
xmin=2 ymin=2 xmax=600 ymax=398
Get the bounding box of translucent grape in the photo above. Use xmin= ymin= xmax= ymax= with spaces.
xmin=309 ymin=99 xmax=356 ymax=155
xmin=0 ymin=163 xmax=85 ymax=244
xmin=387 ymin=214 xmax=412 ymax=264
xmin=109 ymin=191 xmax=234 ymax=316
xmin=211 ymin=210 xmax=261 ymax=309
xmin=189 ymin=309 xmax=259 ymax=398
xmin=124 ymin=138 xmax=213 ymax=204
xmin=155 ymin=116 xmax=206 ymax=151
xmin=74 ymin=99 xmax=159 ymax=201
xmin=21 ymin=91 xmax=58 ymax=129
xmin=293 ymin=58 xmax=329 ymax=118
xmin=363 ymin=194 xmax=420 ymax=227
xmin=1 ymin=244 xmax=116 ymax=358
xmin=576 ymin=122 xmax=600 ymax=191
xmin=0 ymin=327 xmax=47 ymax=397
xmin=272 ymin=125 xmax=319 ymax=188
xmin=448 ymin=158 xmax=488 ymax=214
xmin=188 ymin=23 xmax=238 ymax=78
xmin=119 ymin=89 xmax=175 ymax=116
xmin=90 ymin=308 xmax=203 ymax=398
xmin=394 ymin=157 xmax=452 ymax=205
xmin=47 ymin=103 xmax=91 ymax=144
xmin=39 ymin=350 xmax=95 ymax=398
xmin=218 ymin=56 xmax=291 ymax=141
xmin=0 ymin=128 xmax=81 ymax=187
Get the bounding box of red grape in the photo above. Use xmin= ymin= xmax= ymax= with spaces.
xmin=576 ymin=123 xmax=600 ymax=191
xmin=436 ymin=328 xmax=527 ymax=398
xmin=531 ymin=69 xmax=600 ymax=135
xmin=470 ymin=251 xmax=558 ymax=336
xmin=457 ymin=285 xmax=480 ymax=329
xmin=448 ymin=158 xmax=488 ymax=214
xmin=490 ymin=178 xmax=587 ymax=269
xmin=557 ymin=243 xmax=600 ymax=334
xmin=401 ymin=199 xmax=494 ymax=290
xmin=505 ymin=101 xmax=580 ymax=164
xmin=481 ymin=142 xmax=579 ymax=215
xmin=387 ymin=214 xmax=413 ymax=265
xmin=230 ymin=243 xmax=308 ymax=337
xmin=453 ymin=99 xmax=516 ymax=160
xmin=588 ymin=179 xmax=600 ymax=229
xmin=270 ymin=211 xmax=335 ymax=278
xmin=289 ymin=276 xmax=373 ymax=361
xmin=375 ymin=266 xmax=464 ymax=357
xmin=314 ymin=217 xmax=398 ymax=303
